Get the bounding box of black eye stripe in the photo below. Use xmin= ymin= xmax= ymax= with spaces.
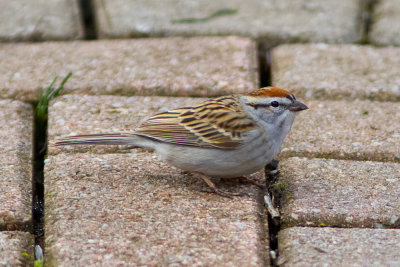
xmin=247 ymin=102 xmax=285 ymax=109
xmin=271 ymin=101 xmax=279 ymax=107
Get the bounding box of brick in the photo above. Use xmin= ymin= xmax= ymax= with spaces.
xmin=44 ymin=153 xmax=267 ymax=266
xmin=271 ymin=44 xmax=400 ymax=101
xmin=0 ymin=0 xmax=82 ymax=41
xmin=278 ymin=157 xmax=400 ymax=228
xmin=370 ymin=0 xmax=400 ymax=46
xmin=278 ymin=227 xmax=400 ymax=266
xmin=282 ymin=100 xmax=400 ymax=162
xmin=0 ymin=37 xmax=258 ymax=101
xmin=95 ymin=0 xmax=362 ymax=46
xmin=0 ymin=100 xmax=32 ymax=229
xmin=46 ymin=93 xmax=268 ymax=265
xmin=0 ymin=232 xmax=34 ymax=266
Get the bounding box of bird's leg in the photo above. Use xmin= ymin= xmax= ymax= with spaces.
xmin=195 ymin=173 xmax=248 ymax=198
xmin=265 ymin=160 xmax=280 ymax=182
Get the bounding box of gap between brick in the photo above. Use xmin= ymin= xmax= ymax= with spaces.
xmin=31 ymin=72 xmax=72 ymax=263
xmin=359 ymin=0 xmax=379 ymax=44
xmin=258 ymin=44 xmax=272 ymax=88
xmin=257 ymin=46 xmax=281 ymax=266
xmin=32 ymin=100 xmax=46 ymax=261
xmin=78 ymin=0 xmax=98 ymax=40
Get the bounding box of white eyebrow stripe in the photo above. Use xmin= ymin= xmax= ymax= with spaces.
xmin=286 ymin=94 xmax=296 ymax=101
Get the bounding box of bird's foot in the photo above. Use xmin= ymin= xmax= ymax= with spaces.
xmin=196 ymin=173 xmax=250 ymax=198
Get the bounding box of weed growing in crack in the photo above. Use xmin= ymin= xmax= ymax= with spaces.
xmin=32 ymin=72 xmax=72 ymax=263
xmin=34 ymin=72 xmax=73 ymax=133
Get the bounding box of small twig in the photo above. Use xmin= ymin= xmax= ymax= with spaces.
xmin=264 ymin=194 xmax=280 ymax=219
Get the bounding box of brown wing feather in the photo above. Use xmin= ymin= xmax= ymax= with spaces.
xmin=134 ymin=95 xmax=257 ymax=150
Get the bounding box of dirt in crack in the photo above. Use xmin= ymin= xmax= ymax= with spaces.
xmin=258 ymin=44 xmax=272 ymax=88
xmin=255 ymin=48 xmax=282 ymax=265
xmin=79 ymin=0 xmax=98 ymax=39
xmin=32 ymin=114 xmax=45 ymax=255
xmin=256 ymin=47 xmax=282 ymax=265
xmin=360 ymin=0 xmax=379 ymax=44
xmin=265 ymin=160 xmax=282 ymax=266
xmin=32 ymin=72 xmax=72 ymax=262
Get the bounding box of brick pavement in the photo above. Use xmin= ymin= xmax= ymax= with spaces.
xmin=271 ymin=44 xmax=400 ymax=101
xmin=46 ymin=95 xmax=268 ymax=265
xmin=278 ymin=227 xmax=400 ymax=266
xmin=0 ymin=37 xmax=257 ymax=101
xmin=0 ymin=0 xmax=82 ymax=41
xmin=45 ymin=153 xmax=265 ymax=266
xmin=0 ymin=0 xmax=399 ymax=266
xmin=94 ymin=0 xmax=363 ymax=45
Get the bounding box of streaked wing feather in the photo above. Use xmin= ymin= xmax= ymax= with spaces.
xmin=135 ymin=96 xmax=257 ymax=150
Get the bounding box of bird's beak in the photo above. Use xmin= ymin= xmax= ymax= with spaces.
xmin=289 ymin=100 xmax=308 ymax=112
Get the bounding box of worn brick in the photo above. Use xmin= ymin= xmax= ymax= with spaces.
xmin=272 ymin=44 xmax=400 ymax=101
xmin=279 ymin=157 xmax=400 ymax=228
xmin=45 ymin=153 xmax=267 ymax=266
xmin=0 ymin=37 xmax=258 ymax=101
xmin=95 ymin=0 xmax=362 ymax=46
xmin=370 ymin=0 xmax=400 ymax=46
xmin=282 ymin=100 xmax=400 ymax=162
xmin=0 ymin=0 xmax=82 ymax=41
xmin=0 ymin=232 xmax=34 ymax=266
xmin=46 ymin=93 xmax=268 ymax=265
xmin=279 ymin=227 xmax=400 ymax=266
xmin=0 ymin=100 xmax=32 ymax=229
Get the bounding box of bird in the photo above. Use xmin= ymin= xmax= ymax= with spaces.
xmin=54 ymin=87 xmax=308 ymax=197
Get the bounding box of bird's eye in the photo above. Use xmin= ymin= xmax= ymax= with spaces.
xmin=271 ymin=101 xmax=279 ymax=107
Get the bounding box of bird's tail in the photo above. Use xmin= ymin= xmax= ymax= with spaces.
xmin=54 ymin=133 xmax=137 ymax=146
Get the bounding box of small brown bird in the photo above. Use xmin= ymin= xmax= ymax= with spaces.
xmin=55 ymin=87 xmax=308 ymax=197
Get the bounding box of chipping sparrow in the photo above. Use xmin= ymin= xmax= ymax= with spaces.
xmin=55 ymin=87 xmax=308 ymax=197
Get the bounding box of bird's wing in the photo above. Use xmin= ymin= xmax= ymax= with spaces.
xmin=134 ymin=95 xmax=257 ymax=150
